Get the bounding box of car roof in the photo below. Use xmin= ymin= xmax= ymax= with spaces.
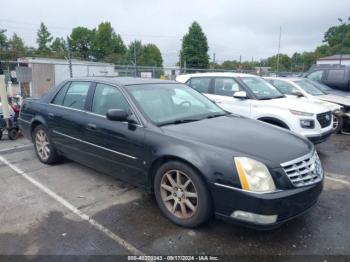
xmin=177 ymin=72 xmax=259 ymax=80
xmin=264 ymin=76 xmax=304 ymax=82
xmin=67 ymin=77 xmax=177 ymax=86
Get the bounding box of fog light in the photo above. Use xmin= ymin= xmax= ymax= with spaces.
xmin=300 ymin=119 xmax=315 ymax=129
xmin=231 ymin=210 xmax=277 ymax=224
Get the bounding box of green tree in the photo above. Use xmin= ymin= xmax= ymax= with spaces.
xmin=36 ymin=22 xmax=53 ymax=55
xmin=8 ymin=33 xmax=26 ymax=59
xmin=92 ymin=22 xmax=126 ymax=61
xmin=69 ymin=27 xmax=94 ymax=59
xmin=51 ymin=37 xmax=67 ymax=58
xmin=126 ymin=40 xmax=144 ymax=65
xmin=0 ymin=29 xmax=8 ymax=50
xmin=180 ymin=21 xmax=209 ymax=68
xmin=267 ymin=54 xmax=292 ymax=71
xmin=9 ymin=33 xmax=25 ymax=52
xmin=143 ymin=44 xmax=163 ymax=67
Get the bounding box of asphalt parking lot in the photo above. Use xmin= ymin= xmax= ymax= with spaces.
xmin=0 ymin=134 xmax=349 ymax=257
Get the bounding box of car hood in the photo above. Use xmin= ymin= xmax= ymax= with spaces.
xmin=161 ymin=115 xmax=313 ymax=168
xmin=259 ymin=97 xmax=329 ymax=113
xmin=317 ymin=94 xmax=350 ymax=107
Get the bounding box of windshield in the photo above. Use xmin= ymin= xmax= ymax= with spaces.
xmin=293 ymin=80 xmax=326 ymax=96
xmin=240 ymin=77 xmax=284 ymax=99
xmin=127 ymin=83 xmax=227 ymax=126
xmin=305 ymin=79 xmax=331 ymax=93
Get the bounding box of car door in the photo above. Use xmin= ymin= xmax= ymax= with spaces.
xmin=323 ymin=69 xmax=349 ymax=91
xmin=208 ymin=77 xmax=252 ymax=117
xmin=82 ymin=82 xmax=147 ymax=186
xmin=47 ymin=81 xmax=93 ymax=163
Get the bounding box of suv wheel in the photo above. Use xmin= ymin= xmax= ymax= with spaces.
xmin=333 ymin=113 xmax=343 ymax=134
xmin=33 ymin=125 xmax=61 ymax=164
xmin=154 ymin=161 xmax=212 ymax=228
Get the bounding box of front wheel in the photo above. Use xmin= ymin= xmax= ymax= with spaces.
xmin=332 ymin=113 xmax=343 ymax=134
xmin=154 ymin=161 xmax=212 ymax=228
xmin=33 ymin=125 xmax=61 ymax=164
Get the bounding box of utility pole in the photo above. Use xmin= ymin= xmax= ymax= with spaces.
xmin=276 ymin=26 xmax=282 ymax=75
xmin=338 ymin=17 xmax=350 ymax=65
xmin=133 ymin=41 xmax=137 ymax=77
xmin=66 ymin=37 xmax=73 ymax=78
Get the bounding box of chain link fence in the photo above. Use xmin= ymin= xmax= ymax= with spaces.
xmin=1 ymin=59 xmax=302 ymax=98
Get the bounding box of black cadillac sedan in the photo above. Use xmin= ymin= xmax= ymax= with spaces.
xmin=18 ymin=77 xmax=324 ymax=229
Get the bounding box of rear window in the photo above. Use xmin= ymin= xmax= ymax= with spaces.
xmin=187 ymin=77 xmax=211 ymax=93
xmin=327 ymin=70 xmax=345 ymax=81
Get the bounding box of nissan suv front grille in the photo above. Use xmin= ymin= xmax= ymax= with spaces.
xmin=317 ymin=111 xmax=332 ymax=128
xmin=281 ymin=151 xmax=323 ymax=187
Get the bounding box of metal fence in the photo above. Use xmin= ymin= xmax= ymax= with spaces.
xmin=0 ymin=59 xmax=302 ymax=98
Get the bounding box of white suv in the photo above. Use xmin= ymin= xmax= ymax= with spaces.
xmin=176 ymin=73 xmax=333 ymax=144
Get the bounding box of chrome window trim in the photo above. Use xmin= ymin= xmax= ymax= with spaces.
xmin=49 ymin=103 xmax=86 ymax=113
xmin=280 ymin=151 xmax=314 ymax=167
xmin=52 ymin=130 xmax=137 ymax=160
xmin=48 ymin=103 xmax=143 ymax=128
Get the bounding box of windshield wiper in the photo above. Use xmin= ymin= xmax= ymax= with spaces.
xmin=158 ymin=118 xmax=201 ymax=127
xmin=206 ymin=113 xmax=228 ymax=119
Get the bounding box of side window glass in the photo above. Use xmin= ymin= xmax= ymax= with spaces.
xmin=307 ymin=70 xmax=323 ymax=81
xmin=92 ymin=83 xmax=130 ymax=116
xmin=188 ymin=78 xmax=211 ymax=93
xmin=272 ymin=80 xmax=298 ymax=95
xmin=213 ymin=78 xmax=240 ymax=97
xmin=52 ymin=82 xmax=70 ymax=105
xmin=327 ymin=70 xmax=345 ymax=80
xmin=62 ymin=82 xmax=90 ymax=110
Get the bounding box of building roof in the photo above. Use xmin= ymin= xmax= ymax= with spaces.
xmin=317 ymin=54 xmax=350 ymax=61
xmin=70 ymin=77 xmax=176 ymax=86
xmin=17 ymin=57 xmax=114 ymax=66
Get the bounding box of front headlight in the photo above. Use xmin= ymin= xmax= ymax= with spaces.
xmin=290 ymin=110 xmax=314 ymax=117
xmin=234 ymin=157 xmax=276 ymax=193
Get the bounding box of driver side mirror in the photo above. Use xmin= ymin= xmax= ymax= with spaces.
xmin=106 ymin=109 xmax=130 ymax=122
xmin=292 ymin=91 xmax=304 ymax=98
xmin=233 ymin=91 xmax=248 ymax=99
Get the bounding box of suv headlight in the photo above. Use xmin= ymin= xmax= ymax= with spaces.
xmin=290 ymin=110 xmax=314 ymax=117
xmin=234 ymin=157 xmax=276 ymax=193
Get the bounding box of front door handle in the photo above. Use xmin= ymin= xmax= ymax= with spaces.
xmin=86 ymin=123 xmax=97 ymax=131
xmin=48 ymin=112 xmax=54 ymax=119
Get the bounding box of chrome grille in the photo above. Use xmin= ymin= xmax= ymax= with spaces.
xmin=317 ymin=111 xmax=332 ymax=128
xmin=281 ymin=151 xmax=323 ymax=187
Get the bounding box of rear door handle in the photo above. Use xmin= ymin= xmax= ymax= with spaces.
xmin=86 ymin=123 xmax=97 ymax=131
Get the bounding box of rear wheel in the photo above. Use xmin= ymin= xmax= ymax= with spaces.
xmin=154 ymin=161 xmax=212 ymax=228
xmin=33 ymin=125 xmax=61 ymax=164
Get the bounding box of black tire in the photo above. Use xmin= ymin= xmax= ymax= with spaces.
xmin=0 ymin=130 xmax=2 ymax=140
xmin=333 ymin=113 xmax=343 ymax=134
xmin=154 ymin=161 xmax=212 ymax=228
xmin=8 ymin=129 xmax=18 ymax=140
xmin=33 ymin=125 xmax=61 ymax=165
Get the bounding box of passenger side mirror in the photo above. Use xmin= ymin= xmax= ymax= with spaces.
xmin=292 ymin=91 xmax=304 ymax=98
xmin=106 ymin=109 xmax=130 ymax=122
xmin=233 ymin=91 xmax=248 ymax=99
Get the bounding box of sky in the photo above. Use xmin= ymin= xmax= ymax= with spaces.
xmin=1 ymin=0 xmax=349 ymax=66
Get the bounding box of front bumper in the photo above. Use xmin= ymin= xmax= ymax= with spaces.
xmin=210 ymin=181 xmax=323 ymax=230
xmin=306 ymin=129 xmax=333 ymax=144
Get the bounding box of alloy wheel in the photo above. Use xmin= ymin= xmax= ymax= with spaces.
xmin=160 ymin=169 xmax=198 ymax=219
xmin=35 ymin=129 xmax=50 ymax=161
